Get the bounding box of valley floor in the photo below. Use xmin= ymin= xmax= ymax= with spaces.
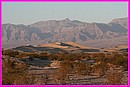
xmin=26 ymin=58 xmax=127 ymax=85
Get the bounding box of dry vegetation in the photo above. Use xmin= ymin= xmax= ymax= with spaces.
xmin=2 ymin=49 xmax=128 ymax=85
xmin=2 ymin=56 xmax=35 ymax=85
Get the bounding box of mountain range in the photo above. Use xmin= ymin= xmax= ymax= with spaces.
xmin=2 ymin=17 xmax=128 ymax=48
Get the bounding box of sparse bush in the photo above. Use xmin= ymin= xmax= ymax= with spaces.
xmin=28 ymin=56 xmax=34 ymax=61
xmin=48 ymin=54 xmax=58 ymax=60
xmin=59 ymin=61 xmax=73 ymax=73
xmin=55 ymin=61 xmax=73 ymax=84
xmin=64 ymin=53 xmax=78 ymax=61
xmin=110 ymin=52 xmax=128 ymax=71
xmin=3 ymin=49 xmax=19 ymax=57
xmin=28 ymin=53 xmax=39 ymax=58
xmin=93 ymin=62 xmax=108 ymax=77
xmin=15 ymin=52 xmax=28 ymax=58
xmin=42 ymin=71 xmax=50 ymax=84
xmin=55 ymin=52 xmax=66 ymax=61
xmin=2 ymin=57 xmax=35 ymax=85
xmin=39 ymin=52 xmax=48 ymax=60
xmin=106 ymin=72 xmax=124 ymax=85
xmin=75 ymin=62 xmax=91 ymax=75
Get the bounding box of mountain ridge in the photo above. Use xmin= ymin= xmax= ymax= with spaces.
xmin=2 ymin=17 xmax=128 ymax=48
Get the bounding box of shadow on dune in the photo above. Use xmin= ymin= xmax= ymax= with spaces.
xmin=19 ymin=58 xmax=52 ymax=67
xmin=80 ymin=49 xmax=100 ymax=52
xmin=13 ymin=45 xmax=66 ymax=53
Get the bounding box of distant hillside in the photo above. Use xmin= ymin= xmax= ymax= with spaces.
xmin=109 ymin=17 xmax=128 ymax=29
xmin=2 ymin=17 xmax=128 ymax=48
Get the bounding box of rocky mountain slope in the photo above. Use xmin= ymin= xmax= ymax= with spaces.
xmin=2 ymin=17 xmax=128 ymax=48
xmin=109 ymin=17 xmax=128 ymax=29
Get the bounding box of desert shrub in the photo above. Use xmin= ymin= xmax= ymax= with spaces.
xmin=42 ymin=71 xmax=50 ymax=85
xmin=96 ymin=57 xmax=109 ymax=63
xmin=106 ymin=72 xmax=124 ymax=85
xmin=15 ymin=52 xmax=28 ymax=58
xmin=110 ymin=52 xmax=128 ymax=71
xmin=59 ymin=61 xmax=73 ymax=73
xmin=82 ymin=54 xmax=91 ymax=60
xmin=53 ymin=71 xmax=67 ymax=84
xmin=55 ymin=52 xmax=66 ymax=61
xmin=48 ymin=54 xmax=58 ymax=60
xmin=90 ymin=53 xmax=105 ymax=59
xmin=95 ymin=53 xmax=106 ymax=61
xmin=123 ymin=52 xmax=128 ymax=57
xmin=2 ymin=57 xmax=35 ymax=85
xmin=75 ymin=62 xmax=91 ymax=75
xmin=93 ymin=62 xmax=108 ymax=76
xmin=122 ymin=60 xmax=128 ymax=71
xmin=3 ymin=49 xmax=19 ymax=57
xmin=39 ymin=52 xmax=48 ymax=60
xmin=28 ymin=56 xmax=34 ymax=61
xmin=55 ymin=61 xmax=73 ymax=84
xmin=64 ymin=53 xmax=78 ymax=61
xmin=28 ymin=53 xmax=39 ymax=58
xmin=26 ymin=52 xmax=49 ymax=60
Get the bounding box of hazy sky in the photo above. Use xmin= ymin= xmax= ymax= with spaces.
xmin=2 ymin=2 xmax=128 ymax=25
